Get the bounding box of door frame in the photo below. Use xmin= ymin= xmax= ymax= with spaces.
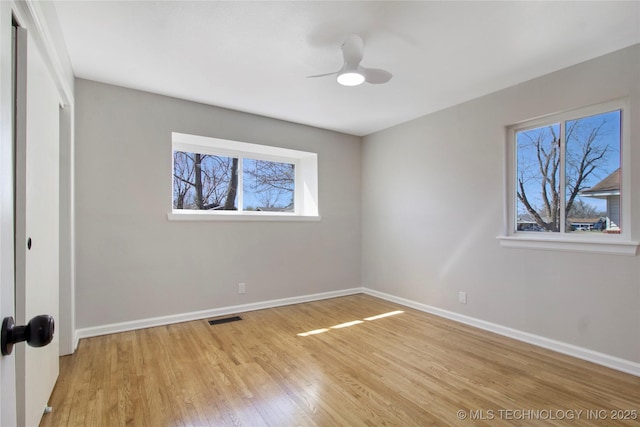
xmin=0 ymin=1 xmax=17 ymax=425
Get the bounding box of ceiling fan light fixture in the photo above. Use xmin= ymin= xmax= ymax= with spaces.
xmin=308 ymin=34 xmax=390 ymax=86
xmin=337 ymin=71 xmax=365 ymax=86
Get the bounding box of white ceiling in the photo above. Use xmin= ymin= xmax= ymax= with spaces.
xmin=53 ymin=1 xmax=640 ymax=136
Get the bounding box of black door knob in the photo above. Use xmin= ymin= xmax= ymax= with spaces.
xmin=1 ymin=315 xmax=54 ymax=356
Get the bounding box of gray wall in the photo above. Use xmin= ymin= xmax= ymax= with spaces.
xmin=75 ymin=79 xmax=361 ymax=328
xmin=362 ymin=45 xmax=640 ymax=363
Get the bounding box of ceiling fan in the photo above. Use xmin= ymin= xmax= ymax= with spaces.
xmin=308 ymin=34 xmax=393 ymax=86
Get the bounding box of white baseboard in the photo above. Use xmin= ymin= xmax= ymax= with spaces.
xmin=362 ymin=288 xmax=640 ymax=377
xmin=74 ymin=287 xmax=364 ymax=345
xmin=73 ymin=329 xmax=80 ymax=352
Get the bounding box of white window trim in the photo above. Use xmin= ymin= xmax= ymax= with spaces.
xmin=168 ymin=132 xmax=320 ymax=221
xmin=497 ymin=99 xmax=638 ymax=256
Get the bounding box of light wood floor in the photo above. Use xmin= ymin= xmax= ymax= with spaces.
xmin=41 ymin=294 xmax=639 ymax=426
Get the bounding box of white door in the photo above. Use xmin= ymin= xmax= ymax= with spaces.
xmin=1 ymin=6 xmax=62 ymax=426
xmin=14 ymin=25 xmax=60 ymax=427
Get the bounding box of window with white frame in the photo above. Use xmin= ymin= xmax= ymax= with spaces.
xmin=500 ymin=100 xmax=638 ymax=255
xmin=169 ymin=133 xmax=319 ymax=220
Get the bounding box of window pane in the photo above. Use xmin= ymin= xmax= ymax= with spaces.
xmin=516 ymin=124 xmax=561 ymax=232
xmin=242 ymin=159 xmax=294 ymax=212
xmin=172 ymin=151 xmax=238 ymax=210
xmin=566 ymin=110 xmax=621 ymax=234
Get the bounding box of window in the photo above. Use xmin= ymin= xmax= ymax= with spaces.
xmin=500 ymin=100 xmax=638 ymax=255
xmin=169 ymin=133 xmax=318 ymax=220
xmin=242 ymin=159 xmax=294 ymax=212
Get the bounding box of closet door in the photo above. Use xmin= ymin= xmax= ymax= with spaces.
xmin=14 ymin=25 xmax=60 ymax=427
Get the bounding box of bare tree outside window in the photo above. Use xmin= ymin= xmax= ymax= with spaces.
xmin=517 ymin=124 xmax=561 ymax=231
xmin=173 ymin=152 xmax=295 ymax=213
xmin=516 ymin=110 xmax=620 ymax=233
xmin=243 ymin=159 xmax=295 ymax=211
xmin=172 ymin=151 xmax=237 ymax=210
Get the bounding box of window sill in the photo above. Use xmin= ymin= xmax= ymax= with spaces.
xmin=497 ymin=235 xmax=639 ymax=256
xmin=167 ymin=211 xmax=321 ymax=222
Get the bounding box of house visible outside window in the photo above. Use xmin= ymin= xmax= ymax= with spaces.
xmin=500 ymin=100 xmax=637 ymax=255
xmin=578 ymin=168 xmax=620 ymax=233
xmin=169 ymin=133 xmax=318 ymax=220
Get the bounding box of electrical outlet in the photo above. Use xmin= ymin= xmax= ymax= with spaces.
xmin=238 ymin=283 xmax=246 ymax=294
xmin=459 ymin=291 xmax=467 ymax=304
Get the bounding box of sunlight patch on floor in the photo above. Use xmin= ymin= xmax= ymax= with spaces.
xmin=363 ymin=310 xmax=404 ymax=321
xmin=297 ymin=328 xmax=330 ymax=337
xmin=297 ymin=310 xmax=404 ymax=337
xmin=331 ymin=320 xmax=364 ymax=329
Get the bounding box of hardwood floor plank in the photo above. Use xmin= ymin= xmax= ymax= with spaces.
xmin=40 ymin=294 xmax=639 ymax=426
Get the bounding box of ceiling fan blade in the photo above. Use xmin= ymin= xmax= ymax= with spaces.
xmin=342 ymin=34 xmax=364 ymax=68
xmin=360 ymin=67 xmax=393 ymax=84
xmin=307 ymin=71 xmax=339 ymax=78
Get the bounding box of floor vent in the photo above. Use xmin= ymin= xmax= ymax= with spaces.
xmin=208 ymin=316 xmax=242 ymax=326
